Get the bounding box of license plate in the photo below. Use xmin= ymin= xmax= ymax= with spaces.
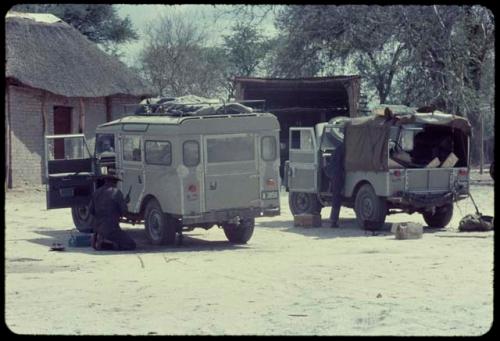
xmin=262 ymin=191 xmax=278 ymax=200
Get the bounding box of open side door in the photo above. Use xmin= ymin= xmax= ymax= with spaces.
xmin=287 ymin=127 xmax=319 ymax=193
xmin=45 ymin=134 xmax=95 ymax=209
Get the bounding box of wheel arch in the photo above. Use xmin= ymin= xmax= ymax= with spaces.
xmin=351 ymin=180 xmax=372 ymax=200
xmin=140 ymin=194 xmax=161 ymax=217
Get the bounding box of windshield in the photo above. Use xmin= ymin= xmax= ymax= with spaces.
xmin=46 ymin=135 xmax=90 ymax=160
xmin=95 ymin=133 xmax=115 ymax=157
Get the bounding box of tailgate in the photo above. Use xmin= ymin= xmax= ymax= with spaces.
xmin=406 ymin=168 xmax=453 ymax=192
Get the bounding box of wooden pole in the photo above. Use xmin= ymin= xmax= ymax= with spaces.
xmin=79 ymin=98 xmax=85 ymax=133
xmin=5 ymin=83 xmax=12 ymax=189
xmin=41 ymin=91 xmax=47 ymax=134
xmin=105 ymin=96 xmax=112 ymax=122
xmin=480 ymin=110 xmax=484 ymax=174
xmin=41 ymin=91 xmax=48 ymax=184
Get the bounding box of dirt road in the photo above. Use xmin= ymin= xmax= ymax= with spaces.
xmin=5 ymin=182 xmax=494 ymax=335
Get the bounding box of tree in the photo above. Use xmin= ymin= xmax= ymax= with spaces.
xmin=392 ymin=5 xmax=495 ymax=164
xmin=272 ymin=5 xmax=495 ymax=164
xmin=137 ymin=14 xmax=227 ymax=98
xmin=222 ymin=22 xmax=272 ymax=98
xmin=11 ymin=4 xmax=138 ymax=55
xmin=271 ymin=5 xmax=409 ymax=104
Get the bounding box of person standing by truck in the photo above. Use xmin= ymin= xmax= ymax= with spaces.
xmin=89 ymin=174 xmax=136 ymax=251
xmin=325 ymin=140 xmax=345 ymax=228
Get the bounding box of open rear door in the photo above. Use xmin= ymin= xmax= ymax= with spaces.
xmin=45 ymin=134 xmax=95 ymax=209
xmin=288 ymin=127 xmax=319 ymax=193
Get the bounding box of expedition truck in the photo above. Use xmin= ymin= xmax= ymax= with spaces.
xmin=44 ymin=100 xmax=281 ymax=245
xmin=283 ymin=108 xmax=471 ymax=229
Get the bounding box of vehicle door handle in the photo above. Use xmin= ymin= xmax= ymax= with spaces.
xmin=138 ymin=175 xmax=142 ymax=184
xmin=209 ymin=181 xmax=217 ymax=190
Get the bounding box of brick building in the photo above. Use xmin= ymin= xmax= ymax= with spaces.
xmin=5 ymin=12 xmax=153 ymax=188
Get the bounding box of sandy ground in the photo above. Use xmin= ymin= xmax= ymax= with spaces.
xmin=5 ymin=173 xmax=494 ymax=336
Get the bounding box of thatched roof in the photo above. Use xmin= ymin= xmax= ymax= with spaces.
xmin=5 ymin=12 xmax=153 ymax=98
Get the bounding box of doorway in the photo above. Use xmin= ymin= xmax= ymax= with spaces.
xmin=53 ymin=106 xmax=72 ymax=159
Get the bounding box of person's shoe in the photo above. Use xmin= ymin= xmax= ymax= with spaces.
xmin=91 ymin=233 xmax=98 ymax=249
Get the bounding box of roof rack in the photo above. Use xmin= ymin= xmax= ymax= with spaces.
xmin=123 ymin=99 xmax=266 ymax=117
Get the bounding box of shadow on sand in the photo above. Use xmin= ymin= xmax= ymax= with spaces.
xmin=27 ymin=227 xmax=249 ymax=255
xmin=256 ymin=217 xmax=443 ymax=239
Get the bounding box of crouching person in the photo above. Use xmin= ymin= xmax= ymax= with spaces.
xmin=89 ymin=174 xmax=136 ymax=251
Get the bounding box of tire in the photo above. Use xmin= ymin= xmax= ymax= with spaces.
xmin=289 ymin=192 xmax=321 ymax=215
xmin=144 ymin=199 xmax=177 ymax=245
xmin=423 ymin=203 xmax=453 ymax=228
xmin=490 ymin=161 xmax=494 ymax=181
xmin=354 ymin=184 xmax=387 ymax=230
xmin=223 ymin=218 xmax=255 ymax=244
xmin=71 ymin=203 xmax=95 ymax=233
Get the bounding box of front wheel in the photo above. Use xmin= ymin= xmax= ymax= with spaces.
xmin=144 ymin=199 xmax=177 ymax=245
xmin=354 ymin=184 xmax=387 ymax=230
xmin=423 ymin=203 xmax=453 ymax=228
xmin=71 ymin=203 xmax=95 ymax=233
xmin=223 ymin=218 xmax=255 ymax=244
xmin=289 ymin=192 xmax=321 ymax=215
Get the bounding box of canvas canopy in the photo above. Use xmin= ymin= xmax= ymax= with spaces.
xmin=343 ymin=110 xmax=471 ymax=172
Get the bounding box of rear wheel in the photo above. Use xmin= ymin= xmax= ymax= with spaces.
xmin=354 ymin=184 xmax=387 ymax=230
xmin=223 ymin=218 xmax=255 ymax=244
xmin=144 ymin=199 xmax=177 ymax=245
xmin=289 ymin=192 xmax=321 ymax=215
xmin=423 ymin=203 xmax=453 ymax=228
xmin=71 ymin=203 xmax=94 ymax=233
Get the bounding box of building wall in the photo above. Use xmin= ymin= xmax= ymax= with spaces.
xmin=7 ymin=85 xmax=142 ymax=187
xmin=8 ymin=85 xmax=47 ymax=186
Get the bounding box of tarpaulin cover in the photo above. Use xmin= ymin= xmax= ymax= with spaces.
xmin=344 ymin=110 xmax=471 ymax=172
xmin=344 ymin=116 xmax=390 ymax=172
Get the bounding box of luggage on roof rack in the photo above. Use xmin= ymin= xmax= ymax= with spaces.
xmin=130 ymin=95 xmax=265 ymax=117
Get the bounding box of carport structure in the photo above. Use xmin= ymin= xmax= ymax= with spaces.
xmin=233 ymin=76 xmax=361 ymax=176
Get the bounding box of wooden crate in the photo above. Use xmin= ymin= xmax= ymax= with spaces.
xmin=294 ymin=214 xmax=322 ymax=228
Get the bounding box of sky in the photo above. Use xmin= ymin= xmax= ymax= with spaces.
xmin=115 ymin=4 xmax=278 ymax=67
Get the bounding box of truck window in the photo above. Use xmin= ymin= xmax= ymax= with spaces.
xmin=261 ymin=136 xmax=277 ymax=161
xmin=207 ymin=135 xmax=255 ymax=163
xmin=291 ymin=130 xmax=313 ymax=150
xmin=183 ymin=140 xmax=200 ymax=167
xmin=47 ymin=135 xmax=89 ymax=160
xmin=95 ymin=133 xmax=115 ymax=156
xmin=145 ymin=140 xmax=172 ymax=165
xmin=122 ymin=135 xmax=142 ymax=162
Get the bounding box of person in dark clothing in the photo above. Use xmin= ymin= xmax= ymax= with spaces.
xmin=89 ymin=175 xmax=136 ymax=251
xmin=325 ymin=141 xmax=345 ymax=228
